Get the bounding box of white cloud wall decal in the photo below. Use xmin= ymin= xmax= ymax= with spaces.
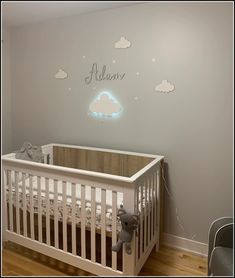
xmin=89 ymin=92 xmax=122 ymax=119
xmin=155 ymin=80 xmax=175 ymax=93
xmin=115 ymin=36 xmax=131 ymax=49
xmin=55 ymin=69 xmax=68 ymax=79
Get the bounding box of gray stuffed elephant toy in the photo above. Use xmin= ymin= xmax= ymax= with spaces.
xmin=15 ymin=142 xmax=44 ymax=163
xmin=112 ymin=206 xmax=139 ymax=255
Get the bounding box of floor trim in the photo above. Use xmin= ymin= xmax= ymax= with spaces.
xmin=163 ymin=233 xmax=208 ymax=257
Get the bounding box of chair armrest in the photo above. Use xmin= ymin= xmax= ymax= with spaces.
xmin=215 ymin=223 xmax=233 ymax=249
xmin=208 ymin=217 xmax=233 ymax=269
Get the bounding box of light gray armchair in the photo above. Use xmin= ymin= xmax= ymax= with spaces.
xmin=208 ymin=217 xmax=233 ymax=276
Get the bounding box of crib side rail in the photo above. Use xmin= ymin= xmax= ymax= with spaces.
xmin=2 ymin=161 xmax=133 ymax=276
xmin=133 ymin=160 xmax=162 ymax=275
xmin=120 ymin=160 xmax=162 ymax=276
xmin=2 ymin=156 xmax=163 ymax=276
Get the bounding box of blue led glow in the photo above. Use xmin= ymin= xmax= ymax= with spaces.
xmin=89 ymin=91 xmax=123 ymax=119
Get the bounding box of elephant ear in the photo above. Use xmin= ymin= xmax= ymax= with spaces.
xmin=117 ymin=208 xmax=126 ymax=217
xmin=20 ymin=142 xmax=32 ymax=152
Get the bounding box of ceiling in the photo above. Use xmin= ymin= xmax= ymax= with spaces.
xmin=2 ymin=1 xmax=144 ymax=27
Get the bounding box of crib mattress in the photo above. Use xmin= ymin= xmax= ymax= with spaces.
xmin=7 ymin=176 xmax=147 ymax=233
xmin=6 ymin=176 xmax=125 ymax=232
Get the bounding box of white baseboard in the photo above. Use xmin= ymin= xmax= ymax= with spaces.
xmin=163 ymin=233 xmax=208 ymax=257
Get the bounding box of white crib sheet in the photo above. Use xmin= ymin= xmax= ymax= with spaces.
xmin=7 ymin=175 xmax=146 ymax=233
xmin=7 ymin=176 xmax=125 ymax=232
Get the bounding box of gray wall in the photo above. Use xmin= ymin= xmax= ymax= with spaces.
xmin=2 ymin=26 xmax=12 ymax=154
xmin=6 ymin=2 xmax=233 ymax=243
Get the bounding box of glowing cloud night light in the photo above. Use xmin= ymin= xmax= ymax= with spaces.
xmin=89 ymin=92 xmax=122 ymax=119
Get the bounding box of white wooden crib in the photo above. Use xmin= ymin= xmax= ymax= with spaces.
xmin=2 ymin=143 xmax=164 ymax=276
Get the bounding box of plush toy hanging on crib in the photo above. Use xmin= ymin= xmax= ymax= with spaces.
xmin=15 ymin=141 xmax=44 ymax=163
xmin=112 ymin=205 xmax=139 ymax=255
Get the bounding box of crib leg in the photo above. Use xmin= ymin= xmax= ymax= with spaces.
xmin=2 ymin=207 xmax=9 ymax=250
xmin=155 ymin=239 xmax=160 ymax=252
xmin=155 ymin=223 xmax=160 ymax=252
xmin=2 ymin=238 xmax=9 ymax=250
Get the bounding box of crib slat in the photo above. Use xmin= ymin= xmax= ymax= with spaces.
xmin=8 ymin=170 xmax=13 ymax=232
xmin=148 ymin=178 xmax=151 ymax=244
xmin=45 ymin=177 xmax=50 ymax=245
xmin=54 ymin=180 xmax=59 ymax=249
xmin=135 ymin=186 xmax=139 ymax=263
xmin=71 ymin=183 xmax=76 ymax=255
xmin=101 ymin=189 xmax=106 ymax=266
xmin=144 ymin=180 xmax=147 ymax=251
xmin=15 ymin=172 xmax=20 ymax=234
xmin=154 ymin=172 xmax=157 ymax=236
xmin=49 ymin=149 xmax=53 ymax=165
xmin=62 ymin=181 xmax=67 ymax=252
xmin=140 ymin=182 xmax=143 ymax=257
xmin=29 ymin=175 xmax=35 ymax=240
xmin=91 ymin=187 xmax=96 ymax=262
xmin=81 ymin=184 xmax=86 ymax=258
xmin=112 ymin=191 xmax=117 ymax=270
xmin=43 ymin=155 xmax=47 ymax=164
xmin=22 ymin=173 xmax=27 ymax=237
xmin=156 ymin=168 xmax=161 ymax=247
xmin=37 ymin=176 xmax=42 ymax=243
xmin=151 ymin=174 xmax=154 ymax=240
xmin=122 ymin=187 xmax=136 ymax=275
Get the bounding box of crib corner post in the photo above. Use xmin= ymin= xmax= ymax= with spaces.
xmin=155 ymin=160 xmax=164 ymax=252
xmin=159 ymin=160 xmax=164 ymax=251
xmin=122 ymin=184 xmax=137 ymax=276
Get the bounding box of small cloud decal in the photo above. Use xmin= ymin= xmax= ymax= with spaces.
xmin=89 ymin=92 xmax=122 ymax=119
xmin=155 ymin=80 xmax=175 ymax=93
xmin=55 ymin=69 xmax=68 ymax=79
xmin=115 ymin=36 xmax=131 ymax=49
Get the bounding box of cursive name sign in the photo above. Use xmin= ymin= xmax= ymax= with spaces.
xmin=85 ymin=63 xmax=125 ymax=85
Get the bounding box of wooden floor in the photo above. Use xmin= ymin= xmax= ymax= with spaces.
xmin=2 ymin=242 xmax=208 ymax=276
